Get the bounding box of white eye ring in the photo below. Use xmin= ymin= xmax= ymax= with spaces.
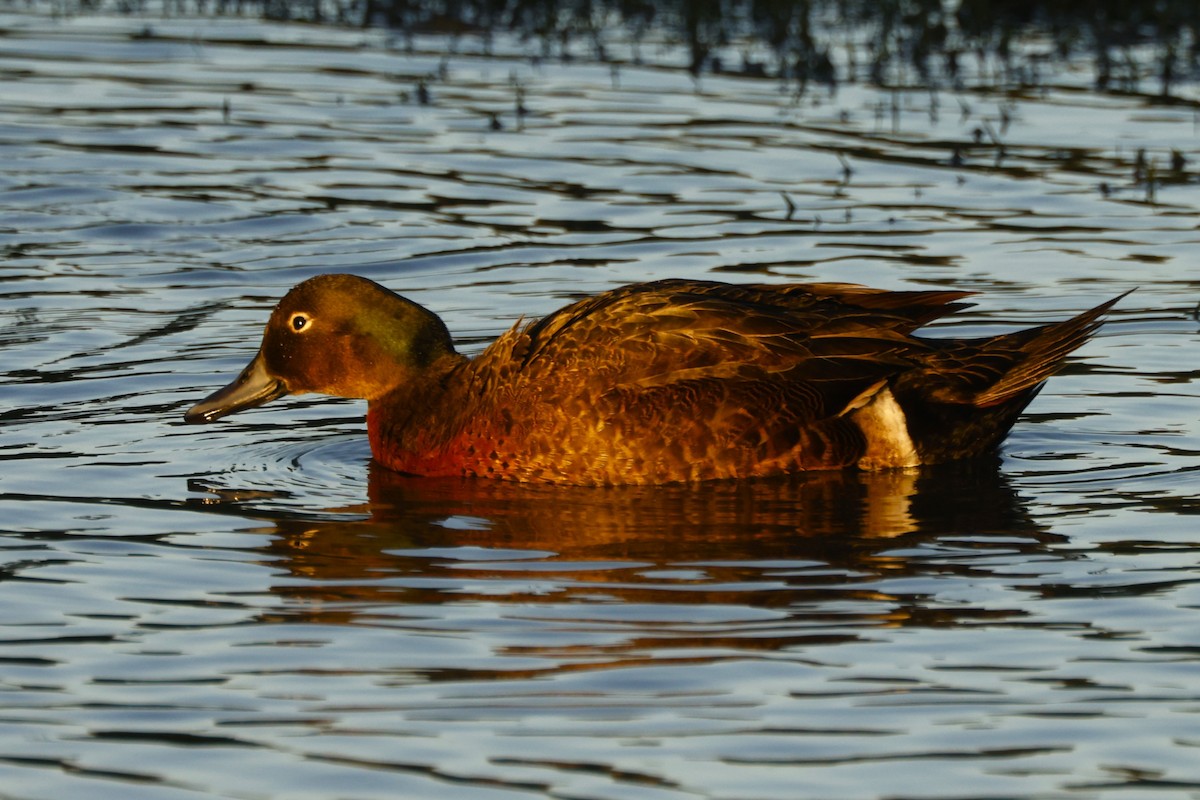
xmin=289 ymin=312 xmax=311 ymax=332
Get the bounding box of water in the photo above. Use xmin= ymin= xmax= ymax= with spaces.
xmin=2 ymin=7 xmax=1199 ymax=799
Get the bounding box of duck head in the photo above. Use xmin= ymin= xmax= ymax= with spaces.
xmin=185 ymin=274 xmax=457 ymax=423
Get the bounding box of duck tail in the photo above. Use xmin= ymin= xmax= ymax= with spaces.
xmin=971 ymin=289 xmax=1131 ymax=408
xmin=887 ymin=289 xmax=1129 ymax=464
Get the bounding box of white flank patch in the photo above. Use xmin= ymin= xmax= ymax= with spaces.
xmin=850 ymin=386 xmax=921 ymax=469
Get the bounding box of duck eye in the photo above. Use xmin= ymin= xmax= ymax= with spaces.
xmin=290 ymin=313 xmax=310 ymax=332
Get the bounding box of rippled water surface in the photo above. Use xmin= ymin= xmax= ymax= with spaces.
xmin=3 ymin=7 xmax=1200 ymax=799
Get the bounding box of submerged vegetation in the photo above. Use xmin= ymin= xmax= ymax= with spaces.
xmin=44 ymin=0 xmax=1200 ymax=96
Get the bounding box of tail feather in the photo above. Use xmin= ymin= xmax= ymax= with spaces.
xmin=891 ymin=289 xmax=1130 ymax=464
xmin=972 ymin=289 xmax=1132 ymax=407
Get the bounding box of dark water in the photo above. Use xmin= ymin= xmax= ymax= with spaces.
xmin=2 ymin=7 xmax=1199 ymax=799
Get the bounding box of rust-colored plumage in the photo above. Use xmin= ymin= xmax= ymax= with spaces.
xmin=185 ymin=275 xmax=1126 ymax=485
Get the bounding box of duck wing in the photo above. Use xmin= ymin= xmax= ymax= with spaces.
xmin=508 ymin=279 xmax=971 ymax=388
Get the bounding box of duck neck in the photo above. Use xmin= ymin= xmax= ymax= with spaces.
xmin=366 ymin=353 xmax=473 ymax=472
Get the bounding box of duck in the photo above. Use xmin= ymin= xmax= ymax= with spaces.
xmin=185 ymin=275 xmax=1126 ymax=485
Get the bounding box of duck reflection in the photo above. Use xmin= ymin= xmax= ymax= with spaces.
xmin=245 ymin=460 xmax=1059 ymax=631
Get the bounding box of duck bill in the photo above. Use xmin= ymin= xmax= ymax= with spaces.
xmin=184 ymin=352 xmax=287 ymax=424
